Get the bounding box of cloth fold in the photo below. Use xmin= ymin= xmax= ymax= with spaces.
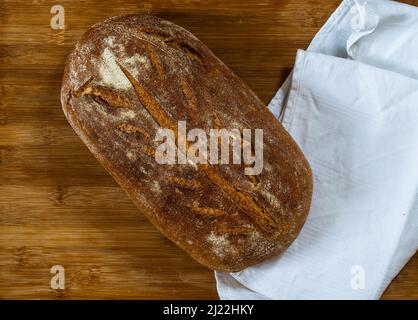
xmin=216 ymin=0 xmax=418 ymax=300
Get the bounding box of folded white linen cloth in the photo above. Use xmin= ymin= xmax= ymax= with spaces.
xmin=216 ymin=0 xmax=418 ymax=300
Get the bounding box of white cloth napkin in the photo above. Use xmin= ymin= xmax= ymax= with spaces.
xmin=216 ymin=0 xmax=418 ymax=300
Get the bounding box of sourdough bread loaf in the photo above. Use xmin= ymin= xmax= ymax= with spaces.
xmin=61 ymin=15 xmax=313 ymax=272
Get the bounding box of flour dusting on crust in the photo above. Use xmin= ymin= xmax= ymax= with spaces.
xmin=99 ymin=48 xmax=133 ymax=89
xmin=98 ymin=44 xmax=151 ymax=90
xmin=207 ymin=232 xmax=236 ymax=258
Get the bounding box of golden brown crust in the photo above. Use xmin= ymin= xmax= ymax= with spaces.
xmin=61 ymin=15 xmax=313 ymax=272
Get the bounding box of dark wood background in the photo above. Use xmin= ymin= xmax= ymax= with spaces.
xmin=0 ymin=0 xmax=417 ymax=299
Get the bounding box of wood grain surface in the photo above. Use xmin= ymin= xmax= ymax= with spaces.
xmin=0 ymin=0 xmax=417 ymax=299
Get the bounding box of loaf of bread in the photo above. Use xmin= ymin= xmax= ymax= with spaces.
xmin=61 ymin=15 xmax=313 ymax=272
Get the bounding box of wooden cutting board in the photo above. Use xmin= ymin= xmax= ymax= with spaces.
xmin=0 ymin=0 xmax=416 ymax=299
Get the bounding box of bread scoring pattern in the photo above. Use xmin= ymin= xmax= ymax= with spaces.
xmin=61 ymin=15 xmax=313 ymax=271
